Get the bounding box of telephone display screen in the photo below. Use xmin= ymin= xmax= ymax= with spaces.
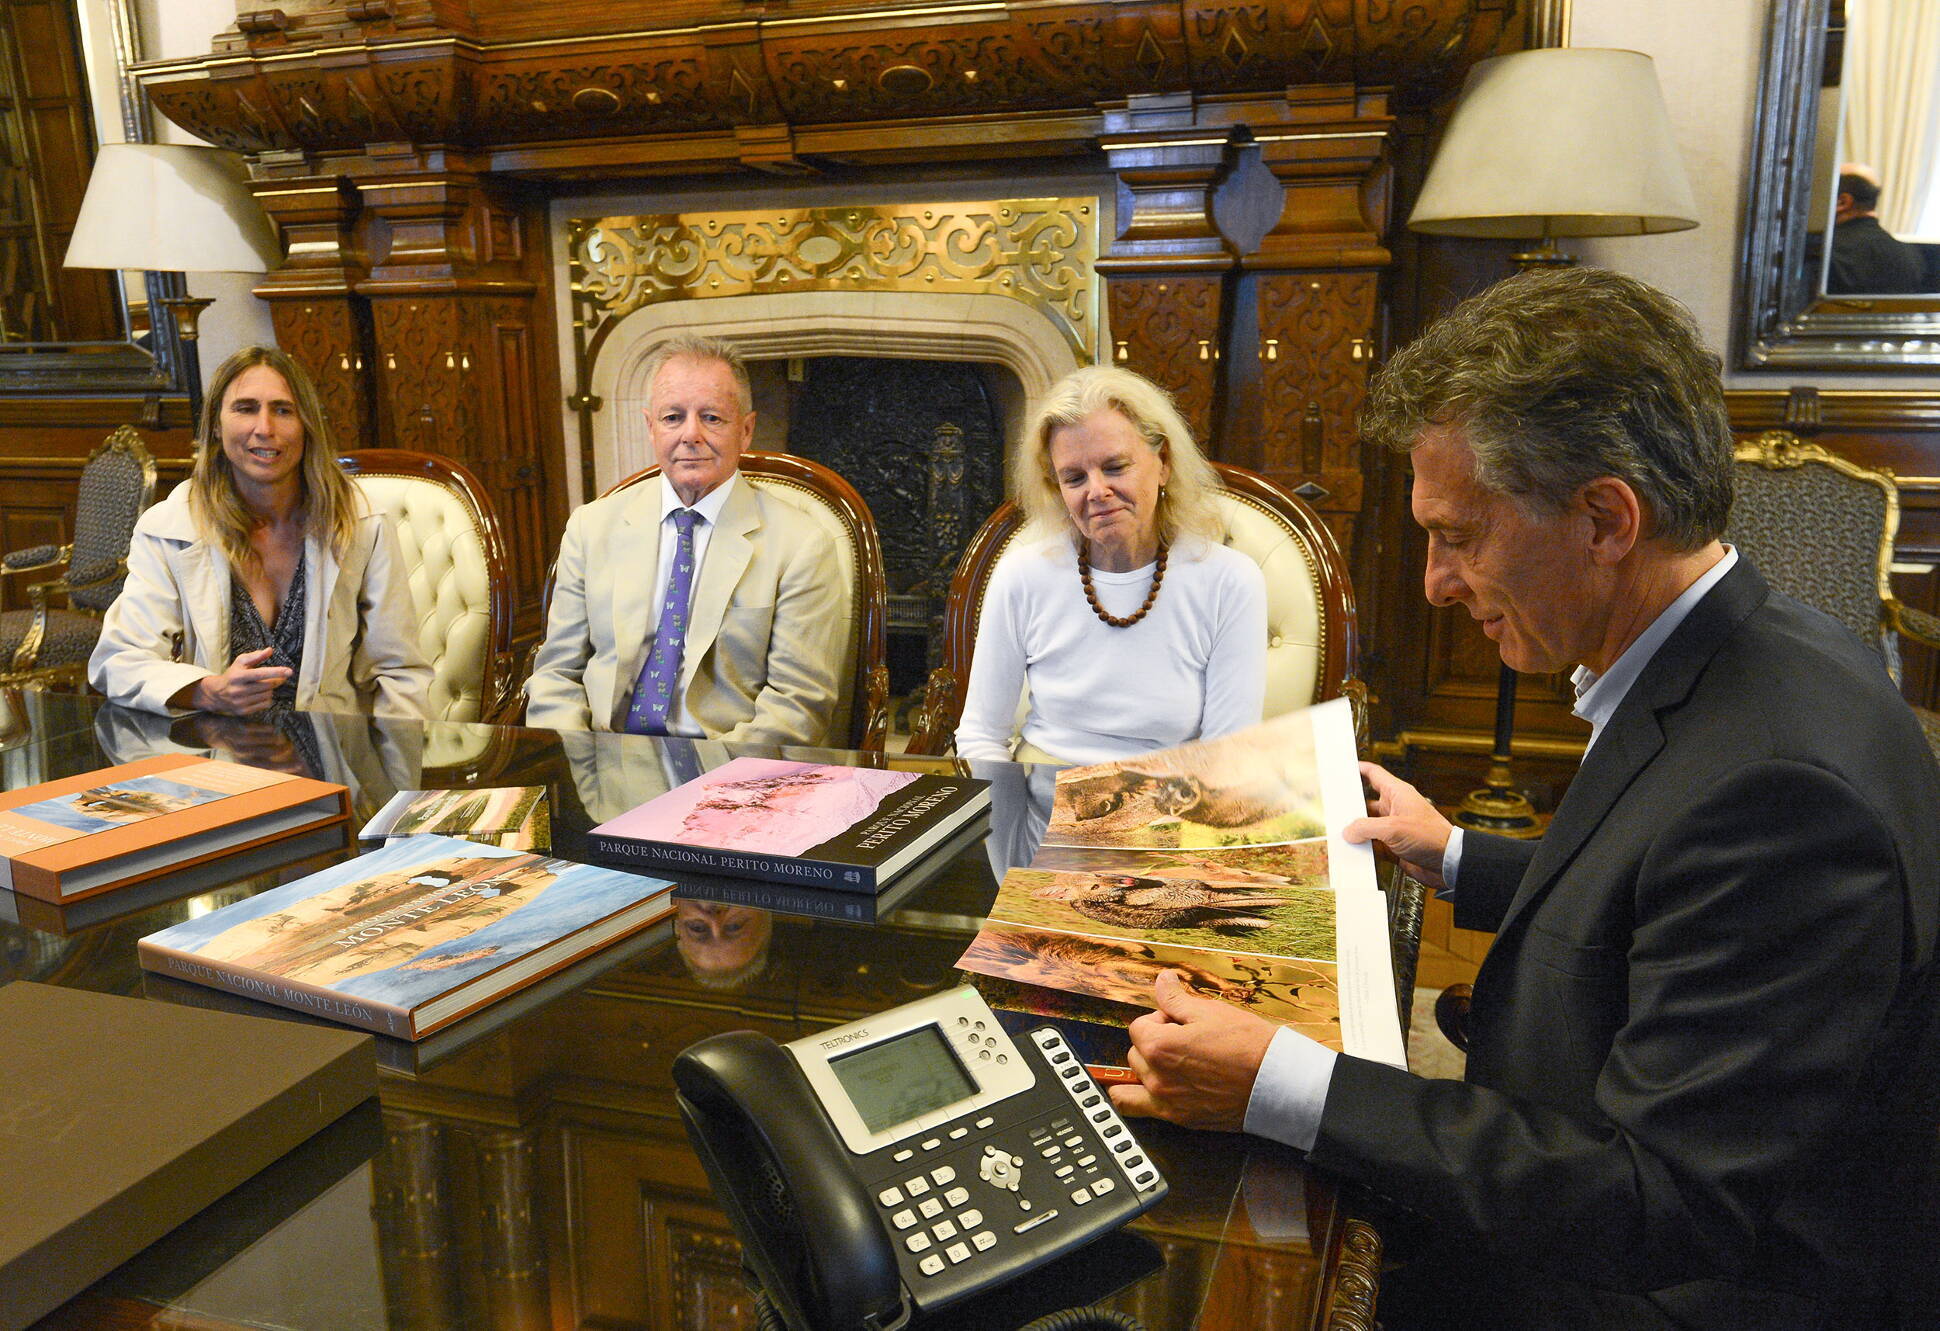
xmin=829 ymin=1024 xmax=979 ymax=1134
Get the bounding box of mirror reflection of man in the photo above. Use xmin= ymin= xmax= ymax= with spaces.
xmin=1110 ymin=268 xmax=1940 ymax=1329
xmin=525 ymin=336 xmax=847 ymax=743
xmin=1827 ymin=168 xmax=1927 ymax=295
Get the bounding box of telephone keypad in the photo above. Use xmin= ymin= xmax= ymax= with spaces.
xmin=858 ymin=1018 xmax=1168 ymax=1314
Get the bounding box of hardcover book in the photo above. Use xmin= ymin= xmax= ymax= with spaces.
xmin=585 ymin=756 xmax=992 ymax=893
xmin=359 ymin=785 xmax=550 ymax=851
xmin=0 ymin=981 xmax=374 ymax=1331
xmin=137 ymin=834 xmax=676 ymax=1040
xmin=955 ymin=698 xmax=1408 ymax=1068
xmin=0 ymin=755 xmax=350 ymax=905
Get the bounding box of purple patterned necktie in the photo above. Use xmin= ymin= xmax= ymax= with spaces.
xmin=625 ymin=507 xmax=701 ymax=735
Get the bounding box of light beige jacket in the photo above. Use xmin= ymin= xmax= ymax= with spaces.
xmin=524 ymin=476 xmax=846 ymax=744
xmin=88 ymin=484 xmax=432 ymax=720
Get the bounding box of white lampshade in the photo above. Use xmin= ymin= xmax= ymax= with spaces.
xmin=64 ymin=143 xmax=279 ymax=273
xmin=1409 ymin=48 xmax=1699 ymax=239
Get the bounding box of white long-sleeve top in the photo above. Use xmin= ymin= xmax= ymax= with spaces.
xmin=954 ymin=533 xmax=1267 ymax=765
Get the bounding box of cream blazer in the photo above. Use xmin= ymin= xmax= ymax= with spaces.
xmin=524 ymin=476 xmax=846 ymax=744
xmin=88 ymin=484 xmax=432 ymax=720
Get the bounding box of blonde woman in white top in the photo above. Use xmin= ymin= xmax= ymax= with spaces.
xmin=955 ymin=366 xmax=1266 ymax=766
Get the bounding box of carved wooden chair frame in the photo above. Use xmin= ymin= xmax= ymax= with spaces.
xmin=1 ymin=425 xmax=159 ymax=689
xmin=597 ymin=451 xmax=892 ymax=752
xmin=904 ymin=461 xmax=1362 ymax=755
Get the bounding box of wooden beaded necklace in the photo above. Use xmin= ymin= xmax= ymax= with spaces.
xmin=1078 ymin=537 xmax=1168 ymax=628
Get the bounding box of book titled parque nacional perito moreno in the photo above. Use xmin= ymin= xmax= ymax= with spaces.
xmin=0 ymin=755 xmax=349 ymax=905
xmin=137 ymin=835 xmax=675 ymax=1040
xmin=585 ymin=756 xmax=991 ymax=893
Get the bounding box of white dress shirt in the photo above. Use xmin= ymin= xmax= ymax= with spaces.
xmin=1243 ymin=547 xmax=1741 ymax=1152
xmin=648 ymin=471 xmax=740 ymax=737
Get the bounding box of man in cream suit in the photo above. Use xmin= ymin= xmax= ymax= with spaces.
xmin=525 ymin=337 xmax=847 ymax=744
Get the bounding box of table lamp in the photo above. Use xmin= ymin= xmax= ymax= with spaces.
xmin=1407 ymin=47 xmax=1699 ymax=835
xmin=63 ymin=143 xmax=280 ymax=424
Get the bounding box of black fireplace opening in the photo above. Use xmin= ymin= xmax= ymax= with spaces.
xmin=761 ymin=355 xmax=1013 ymax=711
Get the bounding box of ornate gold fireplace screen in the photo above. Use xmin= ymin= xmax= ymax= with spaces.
xmin=565 ymin=196 xmax=1102 ymax=435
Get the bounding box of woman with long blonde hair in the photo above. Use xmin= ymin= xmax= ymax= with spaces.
xmin=955 ymin=365 xmax=1266 ymax=765
xmin=90 ymin=346 xmax=429 ymax=719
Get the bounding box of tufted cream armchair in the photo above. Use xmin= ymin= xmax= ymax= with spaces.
xmin=904 ymin=461 xmax=1360 ymax=756
xmin=588 ymin=452 xmax=892 ymax=750
xmin=338 ymin=450 xmax=513 ymax=724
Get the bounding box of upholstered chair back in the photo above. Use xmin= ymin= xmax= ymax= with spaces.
xmin=905 ymin=462 xmax=1358 ymax=756
xmin=1 ymin=425 xmax=157 ymax=686
xmin=339 ymin=451 xmax=512 ymax=723
xmin=1725 ymin=431 xmax=1899 ymax=669
xmin=68 ymin=428 xmax=158 ymax=612
xmin=599 ymin=453 xmax=891 ymax=751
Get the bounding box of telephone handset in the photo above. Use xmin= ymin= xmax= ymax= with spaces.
xmin=673 ymin=987 xmax=1168 ymax=1331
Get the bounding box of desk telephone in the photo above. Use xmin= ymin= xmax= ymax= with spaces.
xmin=673 ymin=987 xmax=1169 ymax=1331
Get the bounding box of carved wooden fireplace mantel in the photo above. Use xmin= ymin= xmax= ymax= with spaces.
xmin=134 ymin=0 xmax=1515 ymax=645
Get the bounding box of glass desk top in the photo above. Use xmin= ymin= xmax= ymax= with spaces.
xmin=2 ymin=699 xmax=1418 ymax=1331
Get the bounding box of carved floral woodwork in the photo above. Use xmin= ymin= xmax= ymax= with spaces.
xmin=139 ymin=2 xmax=1509 ymax=164
xmin=1107 ymin=276 xmax=1227 ymax=444
xmin=1254 ymin=272 xmax=1377 ymax=533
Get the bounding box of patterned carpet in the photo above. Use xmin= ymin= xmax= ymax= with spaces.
xmin=1408 ymin=987 xmax=1468 ymax=1080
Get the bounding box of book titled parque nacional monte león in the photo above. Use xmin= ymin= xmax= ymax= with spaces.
xmin=0 ymin=755 xmax=349 ymax=905
xmin=585 ymin=756 xmax=991 ymax=893
xmin=137 ymin=834 xmax=675 ymax=1040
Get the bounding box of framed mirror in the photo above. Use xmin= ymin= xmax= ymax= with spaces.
xmin=0 ymin=0 xmax=192 ymax=400
xmin=1738 ymin=0 xmax=1940 ymax=370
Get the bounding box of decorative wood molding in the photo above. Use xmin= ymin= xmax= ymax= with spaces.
xmin=136 ymin=2 xmax=1513 ymax=164
xmin=1724 ymin=389 xmax=1940 ymax=432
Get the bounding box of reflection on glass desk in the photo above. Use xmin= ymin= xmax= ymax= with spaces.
xmin=5 ymin=701 xmax=1421 ymax=1331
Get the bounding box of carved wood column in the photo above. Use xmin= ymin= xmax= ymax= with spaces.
xmin=356 ymin=169 xmax=559 ymax=643
xmin=1234 ymin=90 xmax=1394 ymax=554
xmin=252 ymin=171 xmax=375 ymax=449
xmin=1098 ymin=95 xmax=1243 ymax=449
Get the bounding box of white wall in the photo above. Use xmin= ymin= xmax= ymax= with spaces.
xmin=75 ymin=0 xmax=274 ymax=396
xmin=1571 ymin=0 xmax=1912 ymax=389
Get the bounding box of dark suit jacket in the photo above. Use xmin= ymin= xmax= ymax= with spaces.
xmin=1829 ymin=215 xmax=1929 ymax=295
xmin=1310 ymin=560 xmax=1940 ymax=1328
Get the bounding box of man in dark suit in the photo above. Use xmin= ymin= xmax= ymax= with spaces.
xmin=1112 ymin=267 xmax=1940 ymax=1328
xmin=1828 ymin=171 xmax=1928 ymax=295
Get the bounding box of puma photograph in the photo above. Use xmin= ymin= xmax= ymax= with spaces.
xmin=1043 ymin=707 xmax=1328 ymax=849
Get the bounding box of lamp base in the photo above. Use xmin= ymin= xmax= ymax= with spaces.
xmin=1451 ymin=760 xmax=1542 ymax=838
